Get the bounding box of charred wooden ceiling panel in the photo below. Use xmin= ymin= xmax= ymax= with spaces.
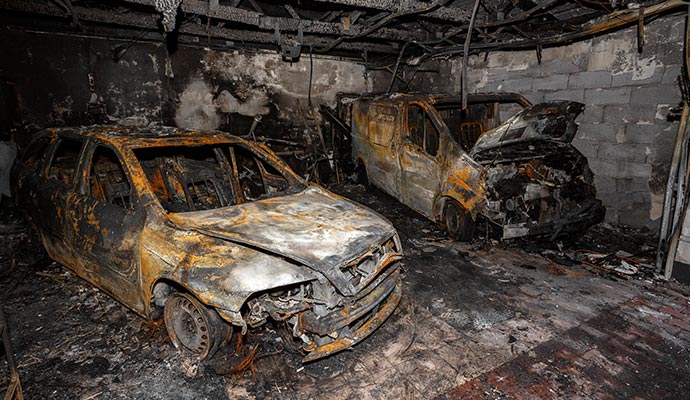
xmin=0 ymin=0 xmax=686 ymax=65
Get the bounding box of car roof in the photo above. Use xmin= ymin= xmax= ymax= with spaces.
xmin=42 ymin=125 xmax=246 ymax=149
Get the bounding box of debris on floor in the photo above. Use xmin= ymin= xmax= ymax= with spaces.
xmin=576 ymin=250 xmax=655 ymax=278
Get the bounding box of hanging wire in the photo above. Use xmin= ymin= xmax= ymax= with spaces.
xmin=308 ymin=45 xmax=313 ymax=108
xmin=462 ymin=0 xmax=482 ymax=109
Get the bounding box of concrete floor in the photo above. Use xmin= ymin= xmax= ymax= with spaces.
xmin=1 ymin=185 xmax=689 ymax=399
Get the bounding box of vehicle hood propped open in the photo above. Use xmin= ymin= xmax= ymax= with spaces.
xmin=471 ymin=101 xmax=585 ymax=155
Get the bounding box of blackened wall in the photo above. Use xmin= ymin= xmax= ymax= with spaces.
xmin=0 ymin=26 xmax=369 ymax=144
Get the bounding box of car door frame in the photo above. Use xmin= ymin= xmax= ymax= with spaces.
xmin=399 ymin=100 xmax=446 ymax=219
xmin=31 ymin=133 xmax=88 ymax=267
xmin=66 ymin=138 xmax=146 ymax=313
xmin=356 ymin=100 xmax=403 ymax=199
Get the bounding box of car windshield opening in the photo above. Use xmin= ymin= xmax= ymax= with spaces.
xmin=434 ymin=101 xmax=525 ymax=152
xmin=134 ymin=143 xmax=302 ymax=213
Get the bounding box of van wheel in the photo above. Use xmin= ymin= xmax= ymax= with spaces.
xmin=443 ymin=201 xmax=475 ymax=241
xmin=355 ymin=161 xmax=369 ymax=186
xmin=164 ymin=293 xmax=231 ymax=360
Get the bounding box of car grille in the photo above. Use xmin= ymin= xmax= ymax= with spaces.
xmin=340 ymin=236 xmax=401 ymax=291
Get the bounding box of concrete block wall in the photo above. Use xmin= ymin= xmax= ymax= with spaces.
xmin=460 ymin=15 xmax=685 ymax=228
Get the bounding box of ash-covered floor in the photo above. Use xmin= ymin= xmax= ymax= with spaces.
xmin=1 ymin=185 xmax=689 ymax=399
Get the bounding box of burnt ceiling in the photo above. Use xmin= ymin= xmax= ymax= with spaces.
xmin=0 ymin=0 xmax=686 ymax=65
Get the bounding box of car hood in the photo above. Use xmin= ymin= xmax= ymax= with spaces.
xmin=471 ymin=101 xmax=584 ymax=155
xmin=167 ymin=185 xmax=397 ymax=293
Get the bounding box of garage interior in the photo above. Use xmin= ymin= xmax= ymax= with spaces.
xmin=1 ymin=0 xmax=690 ymax=399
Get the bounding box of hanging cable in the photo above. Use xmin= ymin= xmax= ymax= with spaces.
xmin=462 ymin=0 xmax=482 ymax=109
xmin=308 ymin=45 xmax=314 ymax=108
xmin=388 ymin=42 xmax=410 ymax=93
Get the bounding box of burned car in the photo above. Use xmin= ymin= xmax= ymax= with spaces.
xmin=11 ymin=126 xmax=402 ymax=362
xmin=336 ymin=92 xmax=604 ymax=240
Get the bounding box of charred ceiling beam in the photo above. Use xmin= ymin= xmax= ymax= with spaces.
xmin=421 ymin=0 xmax=688 ymax=60
xmin=308 ymin=0 xmax=471 ymax=22
xmin=122 ymin=0 xmax=423 ymax=42
xmin=482 ymin=0 xmax=562 ymax=28
xmin=316 ymin=0 xmax=455 ymax=52
xmin=0 ymin=0 xmax=398 ymax=54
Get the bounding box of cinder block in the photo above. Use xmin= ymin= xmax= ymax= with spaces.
xmin=655 ymin=30 xmax=685 ymax=65
xmin=630 ymin=85 xmax=681 ymax=105
xmin=594 ymin=175 xmax=617 ymax=193
xmin=610 ymin=66 xmax=664 ymax=87
xmin=623 ymin=124 xmax=662 ymax=144
xmin=572 ymin=138 xmax=600 ymax=158
xmin=507 ymin=67 xmax=542 ymax=79
xmin=486 ymin=69 xmax=512 ymax=82
xmin=622 ymin=192 xmax=651 ymax=206
xmin=587 ymin=51 xmax=614 ymax=72
xmin=576 ymin=123 xmax=620 ymax=143
xmin=544 ymin=89 xmax=584 ymax=102
xmin=584 ymin=87 xmax=631 ymax=105
xmin=604 ymin=207 xmax=619 ymax=224
xmin=619 ymin=205 xmax=652 ymax=228
xmin=568 ymin=71 xmax=612 ymax=89
xmin=616 ymin=160 xmax=652 ymax=178
xmin=603 ymin=105 xmax=656 ymax=124
xmin=598 ymin=192 xmax=627 ymax=207
xmin=481 ymin=79 xmax=504 ymax=92
xmin=616 ymin=177 xmax=649 ymax=193
xmin=498 ymin=77 xmax=533 ymax=92
xmin=588 ymin=159 xmax=617 ymax=177
xmin=521 ymin=90 xmax=545 ymax=104
xmin=662 ymin=65 xmax=682 ymax=85
xmin=598 ymin=142 xmax=648 ymax=163
xmin=577 ymin=105 xmax=604 ymax=124
xmin=541 ymin=58 xmax=587 ymax=76
xmin=532 ymin=74 xmax=569 ymax=91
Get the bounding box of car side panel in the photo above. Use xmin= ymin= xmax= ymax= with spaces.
xmin=352 ymin=100 xmax=402 ymax=198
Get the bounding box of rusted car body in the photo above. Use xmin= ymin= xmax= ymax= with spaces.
xmin=341 ymin=92 xmax=604 ymax=240
xmin=11 ymin=126 xmax=402 ymax=362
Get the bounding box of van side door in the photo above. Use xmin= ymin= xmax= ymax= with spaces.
xmin=400 ymin=102 xmax=443 ymax=219
xmin=354 ymin=101 xmax=402 ymax=198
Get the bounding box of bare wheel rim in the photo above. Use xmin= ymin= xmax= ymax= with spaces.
xmin=164 ymin=293 xmax=213 ymax=359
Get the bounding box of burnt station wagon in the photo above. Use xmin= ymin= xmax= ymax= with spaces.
xmin=12 ymin=126 xmax=402 ymax=362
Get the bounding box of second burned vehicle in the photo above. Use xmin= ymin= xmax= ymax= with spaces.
xmin=327 ymin=92 xmax=605 ymax=240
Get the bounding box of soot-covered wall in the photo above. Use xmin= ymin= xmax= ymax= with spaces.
xmin=0 ymin=26 xmax=369 ymax=144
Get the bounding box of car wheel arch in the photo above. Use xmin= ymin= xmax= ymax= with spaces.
xmin=148 ymin=278 xmax=190 ymax=317
xmin=435 ymin=195 xmax=476 ymax=241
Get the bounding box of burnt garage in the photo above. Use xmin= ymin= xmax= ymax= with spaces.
xmin=1 ymin=0 xmax=690 ymax=398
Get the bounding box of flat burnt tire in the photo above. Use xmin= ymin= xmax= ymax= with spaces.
xmin=443 ymin=200 xmax=475 ymax=242
xmin=163 ymin=292 xmax=230 ymax=360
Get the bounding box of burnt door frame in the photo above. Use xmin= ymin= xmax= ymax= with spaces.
xmin=33 ymin=136 xmax=87 ymax=265
xmin=362 ymin=102 xmax=402 ymax=199
xmin=67 ymin=140 xmax=145 ymax=313
xmin=399 ymin=101 xmax=444 ymax=219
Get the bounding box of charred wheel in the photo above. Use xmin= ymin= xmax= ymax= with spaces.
xmin=443 ymin=200 xmax=475 ymax=241
xmin=163 ymin=292 xmax=230 ymax=360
